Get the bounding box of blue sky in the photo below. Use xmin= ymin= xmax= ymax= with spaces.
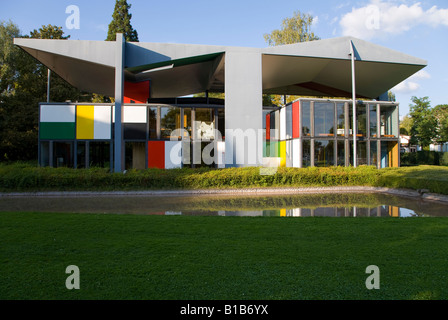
xmin=2 ymin=0 xmax=448 ymax=117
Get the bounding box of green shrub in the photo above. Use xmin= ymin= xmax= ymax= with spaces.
xmin=1 ymin=162 xmax=447 ymax=194
xmin=441 ymin=152 xmax=448 ymax=166
xmin=401 ymin=151 xmax=443 ymax=166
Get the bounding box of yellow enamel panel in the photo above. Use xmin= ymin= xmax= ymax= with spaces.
xmin=77 ymin=105 xmax=94 ymax=139
xmin=389 ymin=206 xmax=399 ymax=217
xmin=388 ymin=142 xmax=399 ymax=168
xmin=280 ymin=141 xmax=286 ymax=167
xmin=280 ymin=209 xmax=286 ymax=217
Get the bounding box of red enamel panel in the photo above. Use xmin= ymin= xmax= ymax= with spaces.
xmin=292 ymin=101 xmax=300 ymax=139
xmin=148 ymin=141 xmax=165 ymax=169
xmin=266 ymin=114 xmax=271 ymax=141
xmin=124 ymin=80 xmax=150 ymax=104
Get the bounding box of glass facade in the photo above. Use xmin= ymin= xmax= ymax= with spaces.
xmin=38 ymin=98 xmax=399 ymax=170
xmin=38 ymin=100 xmax=225 ymax=170
xmin=314 ymin=102 xmax=335 ymax=137
xmin=160 ymin=106 xmax=180 ymax=140
xmin=314 ymin=140 xmax=334 ymax=167
xmin=336 ymin=103 xmax=345 ymax=137
xmin=265 ymin=98 xmax=400 ymax=169
xmin=302 ymin=101 xmax=311 ymax=137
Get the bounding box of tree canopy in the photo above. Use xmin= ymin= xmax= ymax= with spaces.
xmin=409 ymin=96 xmax=438 ymax=148
xmin=264 ymin=11 xmax=319 ymax=47
xmin=106 ymin=0 xmax=139 ymax=42
xmin=0 ymin=21 xmax=90 ymax=161
xmin=433 ymin=104 xmax=448 ymax=144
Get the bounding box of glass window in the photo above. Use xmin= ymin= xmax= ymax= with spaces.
xmin=160 ymin=107 xmax=180 ymax=140
xmin=183 ymin=108 xmax=192 ymax=139
xmin=380 ymin=105 xmax=399 ymax=137
xmin=77 ymin=141 xmax=86 ymax=168
xmin=148 ymin=107 xmax=157 ymax=140
xmin=53 ymin=142 xmax=74 ymax=168
xmin=285 ymin=104 xmax=292 ymax=139
xmin=314 ymin=102 xmax=334 ymax=137
xmin=336 ymin=103 xmax=345 ymax=136
xmin=357 ymin=141 xmax=368 ymax=166
xmin=314 ymin=140 xmax=334 ymax=167
xmin=40 ymin=142 xmax=50 ymax=167
xmin=370 ymin=141 xmax=378 ymax=168
xmin=195 ymin=108 xmax=215 ymax=140
xmin=302 ymin=139 xmax=311 ymax=167
xmin=90 ymin=142 xmax=111 ymax=168
xmin=356 ymin=103 xmax=367 ymax=137
xmin=301 ymin=101 xmax=311 ymax=137
xmin=369 ymin=104 xmax=378 ymax=137
xmin=337 ymin=140 xmax=345 ymax=166
xmin=218 ymin=108 xmax=225 ymax=140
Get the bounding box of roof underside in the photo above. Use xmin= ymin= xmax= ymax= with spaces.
xmin=14 ymin=36 xmax=427 ymax=99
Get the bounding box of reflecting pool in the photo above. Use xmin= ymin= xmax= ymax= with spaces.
xmin=1 ymin=192 xmax=447 ymax=217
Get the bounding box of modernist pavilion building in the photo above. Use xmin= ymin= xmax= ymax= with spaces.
xmin=14 ymin=35 xmax=426 ymax=172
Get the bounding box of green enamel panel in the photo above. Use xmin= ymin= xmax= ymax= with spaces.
xmin=263 ymin=141 xmax=267 ymax=157
xmin=40 ymin=122 xmax=76 ymax=140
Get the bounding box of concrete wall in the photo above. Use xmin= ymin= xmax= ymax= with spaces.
xmin=224 ymin=51 xmax=263 ymax=167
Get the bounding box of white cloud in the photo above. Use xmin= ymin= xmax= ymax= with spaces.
xmin=340 ymin=1 xmax=448 ymax=40
xmin=392 ymin=69 xmax=431 ymax=93
xmin=392 ymin=81 xmax=421 ymax=93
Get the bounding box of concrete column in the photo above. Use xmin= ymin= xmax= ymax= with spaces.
xmin=114 ymin=33 xmax=125 ymax=173
xmin=224 ymin=50 xmax=263 ymax=167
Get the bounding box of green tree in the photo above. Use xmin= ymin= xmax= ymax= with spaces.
xmin=388 ymin=91 xmax=396 ymax=102
xmin=409 ymin=96 xmax=438 ymax=148
xmin=0 ymin=20 xmax=20 ymax=97
xmin=106 ymin=0 xmax=139 ymax=42
xmin=432 ymin=104 xmax=448 ymax=144
xmin=0 ymin=22 xmax=90 ymax=161
xmin=264 ymin=11 xmax=320 ymax=46
xmin=263 ymin=11 xmax=319 ymax=106
xmin=399 ymin=114 xmax=412 ymax=135
xmin=29 ymin=24 xmax=69 ymax=40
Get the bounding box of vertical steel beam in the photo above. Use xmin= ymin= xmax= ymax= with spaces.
xmin=350 ymin=40 xmax=357 ymax=168
xmin=47 ymin=69 xmax=51 ymax=103
xmin=114 ymin=33 xmax=125 ymax=173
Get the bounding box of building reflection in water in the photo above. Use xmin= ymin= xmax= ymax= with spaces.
xmin=158 ymin=206 xmax=414 ymax=217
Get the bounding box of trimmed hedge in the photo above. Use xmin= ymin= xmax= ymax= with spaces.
xmin=401 ymin=151 xmax=448 ymax=166
xmin=2 ymin=163 xmax=448 ymax=194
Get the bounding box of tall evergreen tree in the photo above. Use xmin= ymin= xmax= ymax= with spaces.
xmin=106 ymin=0 xmax=139 ymax=42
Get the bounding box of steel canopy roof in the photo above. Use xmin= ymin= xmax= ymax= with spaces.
xmin=14 ymin=36 xmax=427 ymax=99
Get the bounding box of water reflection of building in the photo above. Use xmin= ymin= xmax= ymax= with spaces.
xmin=261 ymin=205 xmax=406 ymax=217
xmin=159 ymin=206 xmax=411 ymax=217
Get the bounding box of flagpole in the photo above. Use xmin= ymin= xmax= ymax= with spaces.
xmin=47 ymin=69 xmax=51 ymax=103
xmin=350 ymin=41 xmax=357 ymax=168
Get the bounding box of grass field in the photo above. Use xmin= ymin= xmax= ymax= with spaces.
xmin=1 ymin=212 xmax=448 ymax=300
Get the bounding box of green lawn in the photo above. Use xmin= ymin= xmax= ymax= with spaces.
xmin=1 ymin=212 xmax=448 ymax=300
